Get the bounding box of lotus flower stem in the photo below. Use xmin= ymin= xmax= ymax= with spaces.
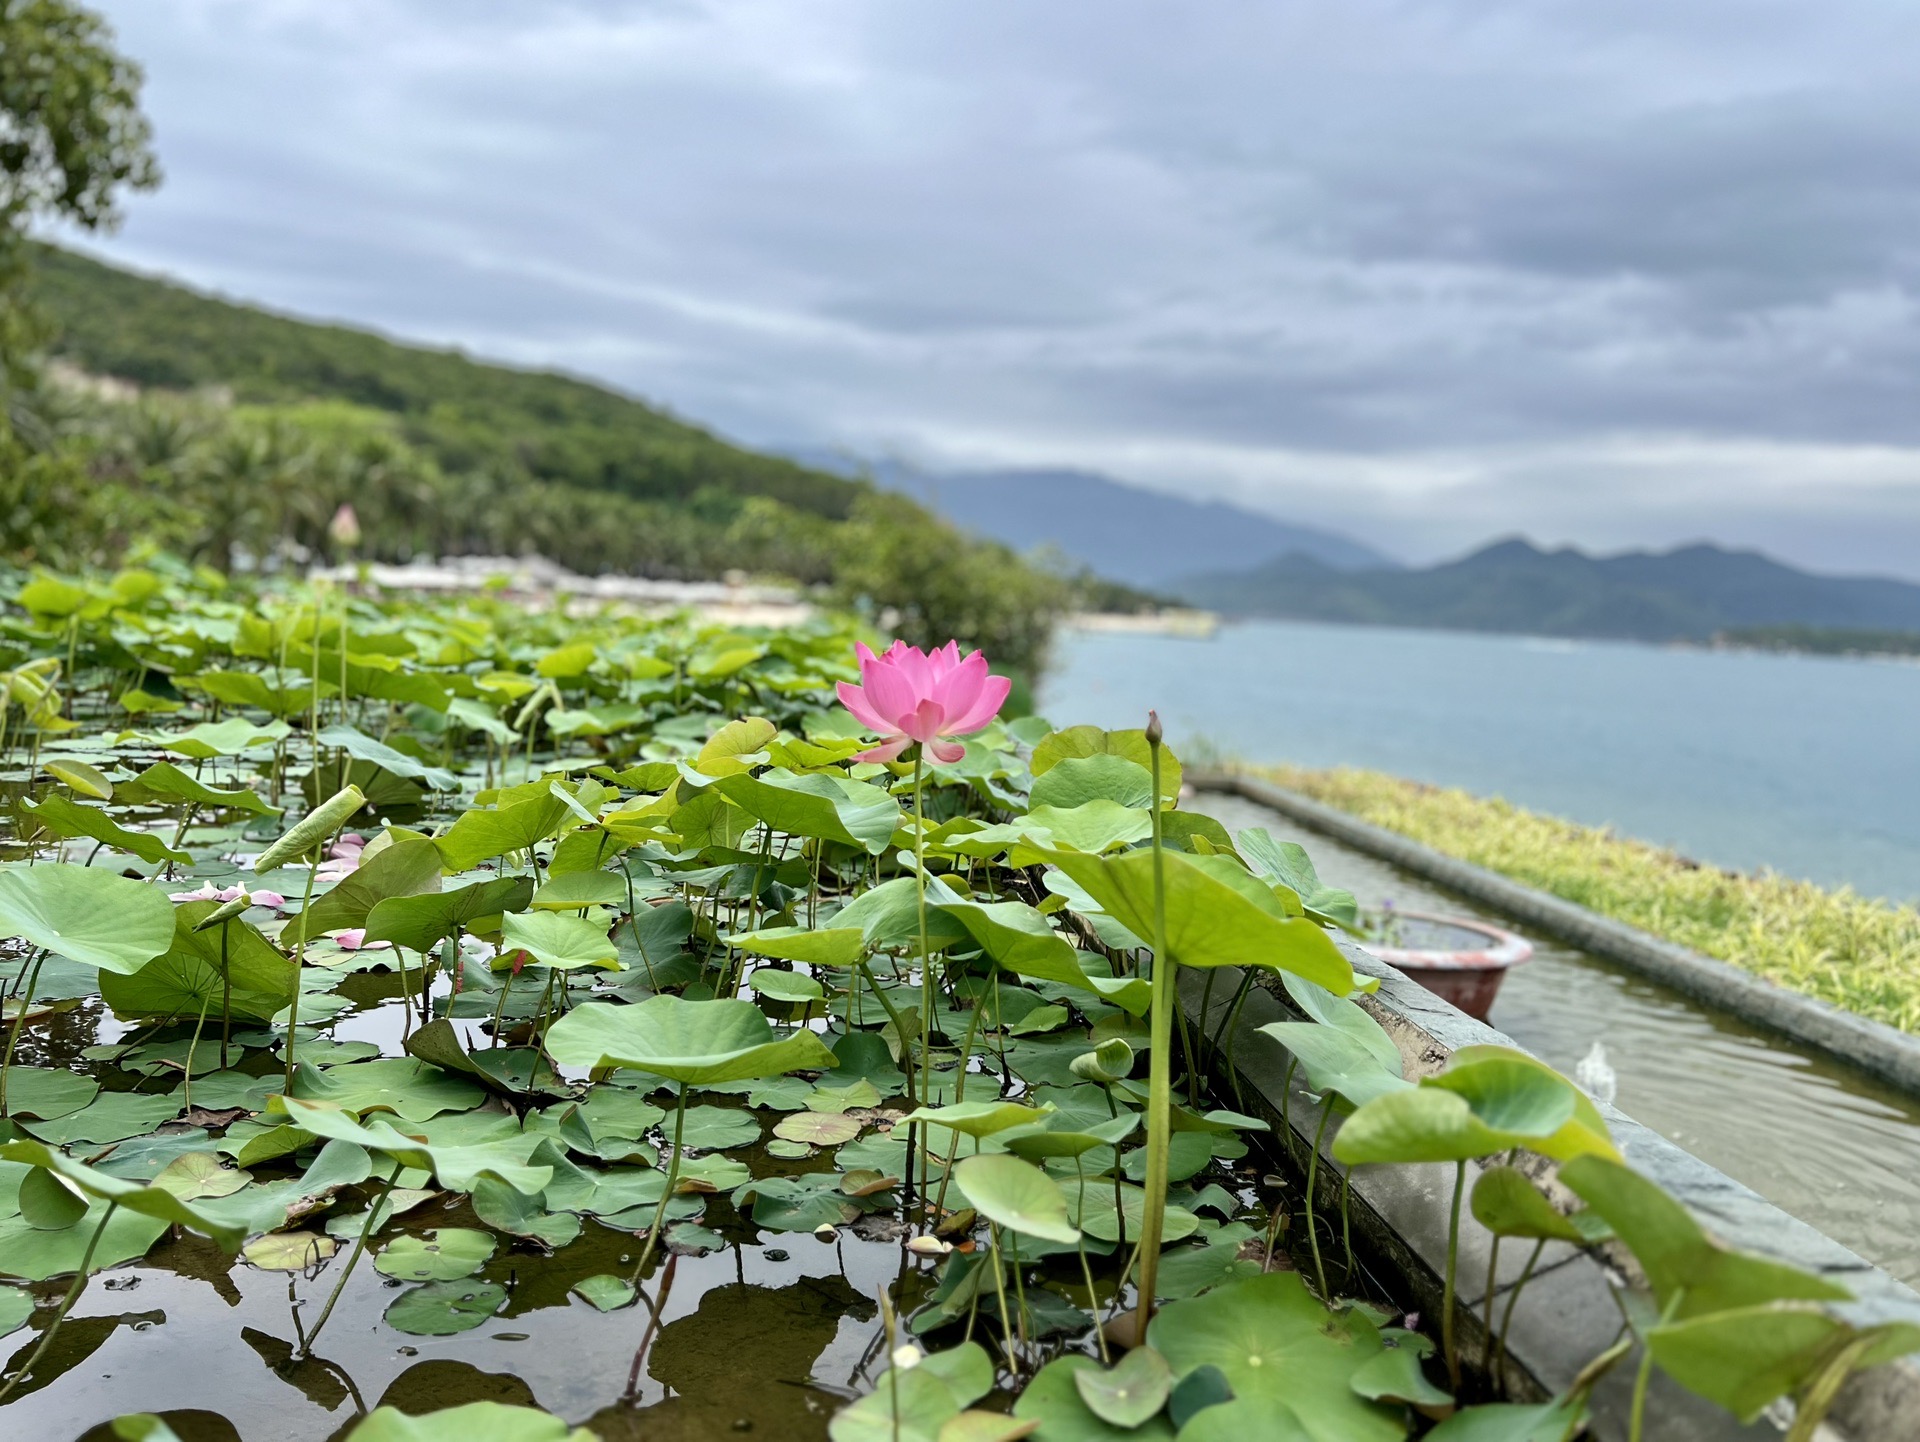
xmin=1130 ymin=712 xmax=1173 ymax=1339
xmin=0 ymin=1199 xmax=117 ymax=1404
xmin=283 ymin=854 xmax=320 ymax=1091
xmin=300 ymin=1159 xmax=402 ymax=1357
xmin=912 ymin=749 xmax=934 ymax=1205
xmin=1074 ymin=1156 xmax=1110 ymax=1363
xmin=0 ymin=947 xmax=48 ymax=1115
xmin=1444 ymin=1158 xmax=1466 ymax=1390
xmin=1482 ymin=1235 xmax=1502 ymax=1370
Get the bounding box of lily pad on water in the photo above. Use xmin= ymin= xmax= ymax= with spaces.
xmin=288 ymin=1057 xmax=485 ymax=1122
xmin=471 ymin=1176 xmax=582 ymax=1249
xmin=345 ymin=1401 xmax=594 ymax=1442
xmin=1146 ymin=1273 xmax=1402 ymax=1442
xmin=0 ymin=1284 xmax=33 ymax=1338
xmin=3 ymin=1066 xmax=99 ymax=1120
xmin=677 ymin=1105 xmax=763 ymax=1151
xmin=772 ymin=1111 xmax=861 ymax=1146
xmin=1074 ymin=1345 xmax=1174 ymax=1428
xmin=1015 ymin=1355 xmax=1178 ymax=1441
xmin=572 ymin=1273 xmax=637 ymax=1312
xmin=375 ymin=1228 xmax=497 ymax=1282
xmin=20 ymin=1091 xmax=182 ymax=1146
xmin=384 ymin=1279 xmax=509 ymax=1336
xmin=244 ymin=1231 xmax=336 ymax=1271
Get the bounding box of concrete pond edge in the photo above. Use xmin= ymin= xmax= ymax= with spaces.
xmin=1177 ymin=945 xmax=1920 ymax=1440
xmin=1190 ymin=770 xmax=1920 ymax=1100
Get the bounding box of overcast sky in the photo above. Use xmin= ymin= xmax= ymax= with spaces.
xmin=66 ymin=1 xmax=1920 ymax=576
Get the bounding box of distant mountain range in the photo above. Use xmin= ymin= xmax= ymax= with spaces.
xmin=1175 ymin=538 xmax=1920 ymax=641
xmin=794 ymin=456 xmax=1397 ymax=587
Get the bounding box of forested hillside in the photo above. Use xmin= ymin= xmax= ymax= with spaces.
xmin=29 ymin=244 xmax=861 ymax=519
xmin=6 ymin=245 xmax=1071 ymax=670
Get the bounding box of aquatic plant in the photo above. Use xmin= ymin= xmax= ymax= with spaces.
xmin=0 ymin=566 xmax=1909 ymax=1439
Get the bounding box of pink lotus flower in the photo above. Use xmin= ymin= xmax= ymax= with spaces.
xmin=333 ymin=927 xmax=388 ymax=951
xmin=837 ymin=641 xmax=1011 ymax=765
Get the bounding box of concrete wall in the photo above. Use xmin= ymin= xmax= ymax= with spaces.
xmin=1178 ymin=940 xmax=1920 ymax=1440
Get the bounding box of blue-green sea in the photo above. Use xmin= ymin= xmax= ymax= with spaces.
xmin=1041 ymin=620 xmax=1920 ymax=901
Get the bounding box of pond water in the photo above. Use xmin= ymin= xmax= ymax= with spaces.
xmin=1197 ymin=791 xmax=1920 ymax=1288
xmin=1044 ymin=621 xmax=1920 ymax=901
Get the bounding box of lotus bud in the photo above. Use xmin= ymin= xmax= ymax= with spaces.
xmin=252 ymin=786 xmax=366 ymax=873
xmin=1145 ymin=709 xmax=1163 ymax=747
xmin=890 ymin=1343 xmax=924 ymax=1371
xmin=813 ymin=1222 xmax=839 ymax=1243
xmin=328 ymin=503 xmax=362 ymax=549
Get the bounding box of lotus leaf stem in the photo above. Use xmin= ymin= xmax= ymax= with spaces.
xmin=300 ymin=1159 xmax=403 ymax=1357
xmin=1444 ymin=1158 xmax=1466 ymax=1390
xmin=0 ymin=1199 xmax=119 ymax=1404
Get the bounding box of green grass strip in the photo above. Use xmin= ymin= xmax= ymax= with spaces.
xmin=1256 ymin=765 xmax=1920 ymax=1035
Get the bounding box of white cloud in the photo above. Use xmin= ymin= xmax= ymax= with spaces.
xmin=65 ymin=0 xmax=1920 ymax=576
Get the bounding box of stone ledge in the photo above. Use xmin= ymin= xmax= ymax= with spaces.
xmin=1192 ymin=771 xmax=1920 ymax=1100
xmin=1178 ymin=942 xmax=1920 ymax=1441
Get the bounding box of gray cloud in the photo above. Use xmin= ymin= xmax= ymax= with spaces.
xmin=62 ymin=0 xmax=1920 ymax=575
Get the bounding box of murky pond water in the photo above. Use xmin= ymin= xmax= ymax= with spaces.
xmin=1198 ymin=790 xmax=1920 ymax=1288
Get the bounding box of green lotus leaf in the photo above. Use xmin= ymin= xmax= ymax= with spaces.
xmin=1147 ymin=1272 xmax=1401 ymax=1442
xmin=499 ymin=910 xmax=619 ymax=971
xmin=902 ymin=1099 xmax=1053 ymax=1140
xmin=529 ymin=871 xmax=626 ymax=911
xmin=1073 ymin=1345 xmax=1173 ymax=1428
xmin=543 ymin=995 xmax=836 ymax=1085
xmin=101 ymin=898 xmax=298 ymax=1023
xmin=434 ymin=790 xmax=574 ymax=873
xmin=243 ymin=1230 xmax=336 ymax=1271
xmin=362 ymin=876 xmax=536 ymax=951
xmin=747 ymin=969 xmax=827 ymax=1005
xmin=345 ymin=1402 xmax=594 ymax=1442
xmin=1421 ymin=1398 xmax=1589 ymax=1441
xmin=1559 ymin=1155 xmax=1849 ymax=1320
xmin=120 ymin=761 xmax=280 ymax=816
xmin=1030 ymin=726 xmax=1181 ymax=802
xmin=1013 ymin=1355 xmax=1178 ymax=1442
xmin=4 ymin=1066 xmax=99 ymax=1120
xmin=274 ymin=1095 xmax=551 ymax=1195
xmin=383 ymin=1279 xmax=507 ymax=1336
xmin=731 ymin=926 xmax=866 ymax=969
xmin=678 ymin=1104 xmax=764 ymax=1150
xmin=0 ymin=1139 xmax=246 ymax=1250
xmin=0 ymin=1199 xmax=169 ymax=1280
xmin=1032 ymin=845 xmax=1360 ymax=995
xmin=0 ymin=863 xmax=176 ymax=974
xmin=771 ymin=1111 xmax=860 ymax=1147
xmin=953 ymin=1153 xmax=1079 ymax=1244
xmin=131 ymin=717 xmax=289 ymax=760
xmin=0 ymin=1284 xmax=32 ymax=1339
xmin=374 ymin=1228 xmax=496 ymax=1282
xmin=572 ymin=1273 xmax=638 ymax=1312
xmin=685 ymin=765 xmax=900 ymax=854
xmin=19 ymin=792 xmax=190 ymax=866
xmin=318 ymin=724 xmax=459 ymax=790
xmin=1258 ymin=1022 xmax=1411 ymax=1111
xmin=44 ymin=758 xmax=113 ymax=798
xmin=285 ymin=1056 xmax=485 ymax=1121
xmin=283 ymin=838 xmax=444 ymax=942
xmin=1470 ymin=1166 xmax=1610 ymax=1244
